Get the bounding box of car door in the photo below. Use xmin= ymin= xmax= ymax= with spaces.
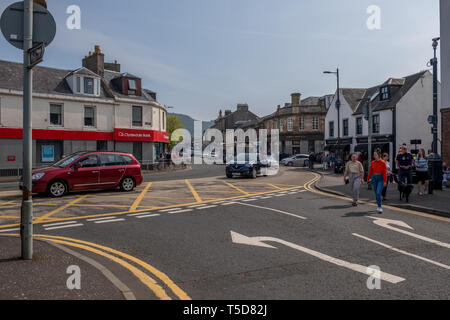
xmin=293 ymin=156 xmax=306 ymax=167
xmin=99 ymin=154 xmax=126 ymax=188
xmin=69 ymin=155 xmax=101 ymax=190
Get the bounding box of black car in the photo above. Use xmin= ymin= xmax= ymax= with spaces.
xmin=226 ymin=154 xmax=268 ymax=179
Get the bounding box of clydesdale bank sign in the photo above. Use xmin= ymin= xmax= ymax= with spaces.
xmin=114 ymin=128 xmax=169 ymax=143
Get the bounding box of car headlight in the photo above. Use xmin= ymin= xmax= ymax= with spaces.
xmin=32 ymin=172 xmax=45 ymax=180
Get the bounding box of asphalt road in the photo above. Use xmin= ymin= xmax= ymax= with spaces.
xmin=1 ymin=166 xmax=449 ymax=299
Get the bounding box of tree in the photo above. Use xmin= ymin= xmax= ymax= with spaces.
xmin=167 ymin=115 xmax=184 ymax=149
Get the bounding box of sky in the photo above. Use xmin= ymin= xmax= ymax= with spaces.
xmin=0 ymin=0 xmax=441 ymax=121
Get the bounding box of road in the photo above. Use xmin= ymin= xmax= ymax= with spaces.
xmin=0 ymin=165 xmax=449 ymax=299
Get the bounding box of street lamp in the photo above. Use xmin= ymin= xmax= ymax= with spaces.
xmin=324 ymin=69 xmax=341 ymax=166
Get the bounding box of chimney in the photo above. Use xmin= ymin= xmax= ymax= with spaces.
xmin=82 ymin=45 xmax=105 ymax=76
xmin=237 ymin=104 xmax=249 ymax=112
xmin=291 ymin=93 xmax=301 ymax=106
xmin=104 ymin=59 xmax=121 ymax=73
xmin=277 ymin=105 xmax=281 ymax=112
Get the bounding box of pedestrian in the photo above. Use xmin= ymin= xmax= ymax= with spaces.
xmin=308 ymin=152 xmax=315 ymax=170
xmin=381 ymin=153 xmax=392 ymax=201
xmin=415 ymin=149 xmax=429 ymax=196
xmin=344 ymin=153 xmax=365 ymax=206
xmin=330 ymin=153 xmax=336 ymax=170
xmin=367 ymin=148 xmax=387 ymax=214
xmin=443 ymin=162 xmax=449 ymax=189
xmin=322 ymin=153 xmax=328 ymax=171
xmin=396 ymin=145 xmax=413 ymax=185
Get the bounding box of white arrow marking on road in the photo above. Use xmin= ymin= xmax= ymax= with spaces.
xmin=368 ymin=217 xmax=450 ymax=249
xmin=353 ymin=233 xmax=450 ymax=270
xmin=230 ymin=231 xmax=405 ymax=284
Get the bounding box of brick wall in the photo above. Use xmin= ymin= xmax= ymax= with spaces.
xmin=442 ymin=108 xmax=450 ymax=162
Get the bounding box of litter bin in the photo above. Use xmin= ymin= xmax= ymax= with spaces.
xmin=428 ymin=154 xmax=443 ymax=194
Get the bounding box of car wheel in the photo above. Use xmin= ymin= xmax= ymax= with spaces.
xmin=288 ymin=162 xmax=293 ymax=167
xmin=226 ymin=173 xmax=233 ymax=179
xmin=48 ymin=180 xmax=67 ymax=198
xmin=120 ymin=177 xmax=136 ymax=192
xmin=251 ymin=169 xmax=257 ymax=179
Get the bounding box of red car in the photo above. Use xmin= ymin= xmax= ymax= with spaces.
xmin=23 ymin=151 xmax=143 ymax=197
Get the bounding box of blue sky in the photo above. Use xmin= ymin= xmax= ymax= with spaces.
xmin=0 ymin=0 xmax=441 ymax=120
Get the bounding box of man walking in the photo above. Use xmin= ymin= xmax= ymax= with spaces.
xmin=396 ymin=145 xmax=414 ymax=184
xmin=309 ymin=152 xmax=315 ymax=170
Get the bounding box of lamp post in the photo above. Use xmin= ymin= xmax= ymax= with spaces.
xmin=324 ymin=69 xmax=341 ymax=165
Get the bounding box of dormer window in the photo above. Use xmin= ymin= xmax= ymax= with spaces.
xmin=84 ymin=77 xmax=94 ymax=94
xmin=128 ymin=79 xmax=137 ymax=95
xmin=380 ymin=86 xmax=390 ymax=101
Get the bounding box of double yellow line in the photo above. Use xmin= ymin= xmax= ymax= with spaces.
xmin=1 ymin=233 xmax=191 ymax=300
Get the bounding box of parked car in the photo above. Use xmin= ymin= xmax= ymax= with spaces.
xmin=21 ymin=151 xmax=143 ymax=197
xmin=226 ymin=153 xmax=268 ymax=179
xmin=280 ymin=154 xmax=309 ymax=167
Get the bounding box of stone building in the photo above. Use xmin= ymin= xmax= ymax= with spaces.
xmin=212 ymin=104 xmax=259 ymax=134
xmin=256 ymin=93 xmax=327 ymax=155
xmin=441 ymin=0 xmax=450 ymax=162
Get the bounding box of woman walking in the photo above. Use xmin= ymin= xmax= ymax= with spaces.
xmin=344 ymin=153 xmax=365 ymax=206
xmin=367 ymin=148 xmax=387 ymax=214
xmin=381 ymin=153 xmax=392 ymax=201
xmin=415 ymin=149 xmax=429 ymax=196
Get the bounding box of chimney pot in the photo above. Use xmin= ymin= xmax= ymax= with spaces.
xmin=291 ymin=93 xmax=301 ymax=106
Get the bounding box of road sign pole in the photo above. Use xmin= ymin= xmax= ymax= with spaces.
xmin=21 ymin=0 xmax=34 ymax=260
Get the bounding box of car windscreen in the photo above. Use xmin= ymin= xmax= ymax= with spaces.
xmin=52 ymin=154 xmax=84 ymax=168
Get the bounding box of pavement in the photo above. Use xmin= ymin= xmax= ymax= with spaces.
xmin=313 ymin=168 xmax=450 ymax=218
xmin=0 ymin=165 xmax=449 ymax=300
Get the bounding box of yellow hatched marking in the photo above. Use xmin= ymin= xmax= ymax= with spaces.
xmin=185 ymin=180 xmax=202 ymax=203
xmin=35 ymin=195 xmax=89 ymax=223
xmin=223 ymin=181 xmax=249 ymax=195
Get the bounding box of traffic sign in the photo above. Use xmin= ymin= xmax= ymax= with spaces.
xmin=0 ymin=1 xmax=56 ymax=50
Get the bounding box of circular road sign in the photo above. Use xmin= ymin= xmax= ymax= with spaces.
xmin=0 ymin=1 xmax=56 ymax=50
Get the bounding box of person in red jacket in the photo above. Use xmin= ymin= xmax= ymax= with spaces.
xmin=367 ymin=148 xmax=387 ymax=213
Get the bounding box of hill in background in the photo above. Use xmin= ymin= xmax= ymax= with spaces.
xmin=169 ymin=113 xmax=215 ymax=136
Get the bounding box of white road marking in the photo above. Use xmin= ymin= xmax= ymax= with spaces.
xmin=159 ymin=208 xmax=181 ymax=212
xmin=274 ymin=194 xmax=285 ymax=197
xmin=43 ymin=221 xmax=78 ymax=227
xmin=353 ymin=233 xmax=450 ymax=270
xmin=168 ymin=209 xmax=194 ymax=214
xmin=128 ymin=212 xmax=153 ymax=217
xmin=258 ymin=196 xmax=272 ymax=199
xmin=221 ymin=202 xmax=236 ymax=206
xmin=87 ymin=217 xmax=116 ymax=222
xmin=94 ymin=218 xmax=125 ymax=224
xmin=196 ymin=205 xmax=218 ymax=210
xmin=231 ymin=231 xmax=405 ymax=284
xmin=235 ymin=202 xmax=307 ymax=220
xmin=136 ymin=214 xmax=161 ymax=219
xmin=0 ymin=228 xmax=20 ymax=233
xmin=45 ymin=224 xmax=84 ymax=231
xmin=188 ymin=204 xmax=208 ymax=208
xmin=369 ymin=217 xmax=450 ymax=249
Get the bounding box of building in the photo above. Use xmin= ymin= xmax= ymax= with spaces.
xmin=256 ymin=93 xmax=327 ymax=155
xmin=212 ymin=104 xmax=259 ymax=133
xmin=441 ymin=0 xmax=450 ymax=162
xmin=324 ymin=70 xmax=441 ymax=165
xmin=0 ymin=46 xmax=168 ymax=175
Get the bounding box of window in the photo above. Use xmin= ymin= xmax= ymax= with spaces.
xmin=372 ymin=114 xmax=380 ymax=134
xmin=299 ymin=117 xmax=305 ymax=131
xmin=84 ymin=106 xmax=96 ymax=127
xmin=312 ymin=117 xmax=319 ymax=131
xmin=132 ymin=106 xmax=143 ymax=127
xmin=356 ymin=117 xmax=363 ymax=135
xmin=380 ymin=86 xmax=390 ymax=101
xmin=100 ymin=154 xmax=126 ymax=167
xmin=97 ymin=140 xmax=108 ymax=152
xmin=84 ymin=77 xmax=94 ymax=94
xmin=343 ymin=119 xmax=349 ymax=136
xmin=287 ymin=118 xmax=293 ymax=132
xmin=96 ymin=79 xmax=100 ymax=96
xmin=76 ymin=77 xmax=81 ymax=93
xmin=50 ymin=104 xmax=63 ymax=126
xmin=279 ymin=119 xmax=284 ymax=132
xmin=329 ymin=121 xmax=334 ymax=138
xmin=78 ymin=155 xmax=99 ymax=168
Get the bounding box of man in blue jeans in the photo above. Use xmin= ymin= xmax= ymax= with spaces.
xmin=396 ymin=145 xmax=413 ymax=184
